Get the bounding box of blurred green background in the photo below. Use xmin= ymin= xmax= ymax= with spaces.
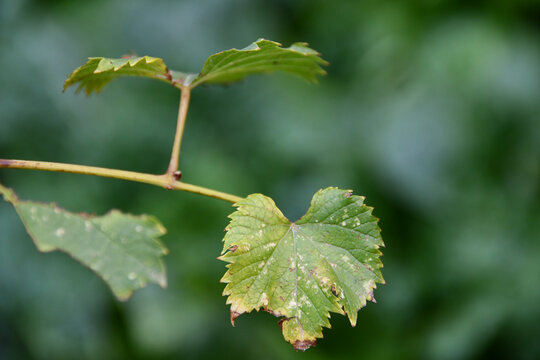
xmin=1 ymin=0 xmax=539 ymax=359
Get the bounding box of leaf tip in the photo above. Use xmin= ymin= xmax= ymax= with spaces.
xmin=159 ymin=277 xmax=167 ymax=289
xmin=230 ymin=310 xmax=242 ymax=327
xmin=293 ymin=339 xmax=317 ymax=351
xmin=115 ymin=290 xmax=134 ymax=302
xmin=0 ymin=183 xmax=17 ymax=203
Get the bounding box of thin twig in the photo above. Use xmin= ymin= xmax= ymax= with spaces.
xmin=165 ymin=88 xmax=191 ymax=181
xmin=0 ymin=159 xmax=243 ymax=203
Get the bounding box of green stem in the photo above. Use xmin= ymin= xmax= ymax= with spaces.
xmin=165 ymin=87 xmax=191 ymax=180
xmin=0 ymin=159 xmax=243 ymax=203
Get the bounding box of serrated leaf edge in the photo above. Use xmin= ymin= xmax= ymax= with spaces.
xmin=63 ymin=55 xmax=172 ymax=95
xmin=190 ymin=38 xmax=329 ymax=87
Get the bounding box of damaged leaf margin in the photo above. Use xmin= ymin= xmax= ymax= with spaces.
xmin=219 ymin=187 xmax=384 ymax=350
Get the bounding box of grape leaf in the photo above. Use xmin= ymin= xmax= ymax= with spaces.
xmin=188 ymin=39 xmax=328 ymax=88
xmin=0 ymin=183 xmax=168 ymax=300
xmin=219 ymin=187 xmax=384 ymax=350
xmin=64 ymin=39 xmax=328 ymax=94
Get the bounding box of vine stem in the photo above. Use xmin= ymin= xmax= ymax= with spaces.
xmin=0 ymin=159 xmax=243 ymax=203
xmin=165 ymin=87 xmax=191 ymax=181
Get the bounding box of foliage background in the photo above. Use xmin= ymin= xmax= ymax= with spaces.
xmin=1 ymin=0 xmax=539 ymax=359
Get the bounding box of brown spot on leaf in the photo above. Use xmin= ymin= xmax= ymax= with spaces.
xmin=344 ymin=191 xmax=352 ymax=198
xmin=230 ymin=311 xmax=242 ymax=327
xmin=229 ymin=245 xmax=238 ymax=253
xmin=331 ymin=284 xmax=338 ymax=296
xmin=293 ymin=339 xmax=317 ymax=351
xmin=279 ymin=296 xmax=285 ymax=302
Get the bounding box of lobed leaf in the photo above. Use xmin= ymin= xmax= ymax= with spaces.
xmin=0 ymin=183 xmax=168 ymax=300
xmin=219 ymin=187 xmax=384 ymax=350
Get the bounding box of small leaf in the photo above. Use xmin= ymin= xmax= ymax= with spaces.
xmin=0 ymin=183 xmax=168 ymax=300
xmin=189 ymin=39 xmax=328 ymax=88
xmin=63 ymin=39 xmax=328 ymax=94
xmin=219 ymin=187 xmax=384 ymax=350
xmin=64 ymin=55 xmax=175 ymax=95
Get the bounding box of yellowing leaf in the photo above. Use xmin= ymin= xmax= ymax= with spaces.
xmin=219 ymin=187 xmax=384 ymax=350
xmin=0 ymin=183 xmax=168 ymax=300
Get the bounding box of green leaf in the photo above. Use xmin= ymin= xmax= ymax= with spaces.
xmin=63 ymin=39 xmax=328 ymax=93
xmin=64 ymin=55 xmax=175 ymax=95
xmin=188 ymin=39 xmax=328 ymax=88
xmin=0 ymin=184 xmax=168 ymax=300
xmin=219 ymin=187 xmax=384 ymax=350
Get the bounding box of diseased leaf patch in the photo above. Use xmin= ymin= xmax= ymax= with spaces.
xmin=0 ymin=183 xmax=168 ymax=300
xmin=219 ymin=187 xmax=384 ymax=350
